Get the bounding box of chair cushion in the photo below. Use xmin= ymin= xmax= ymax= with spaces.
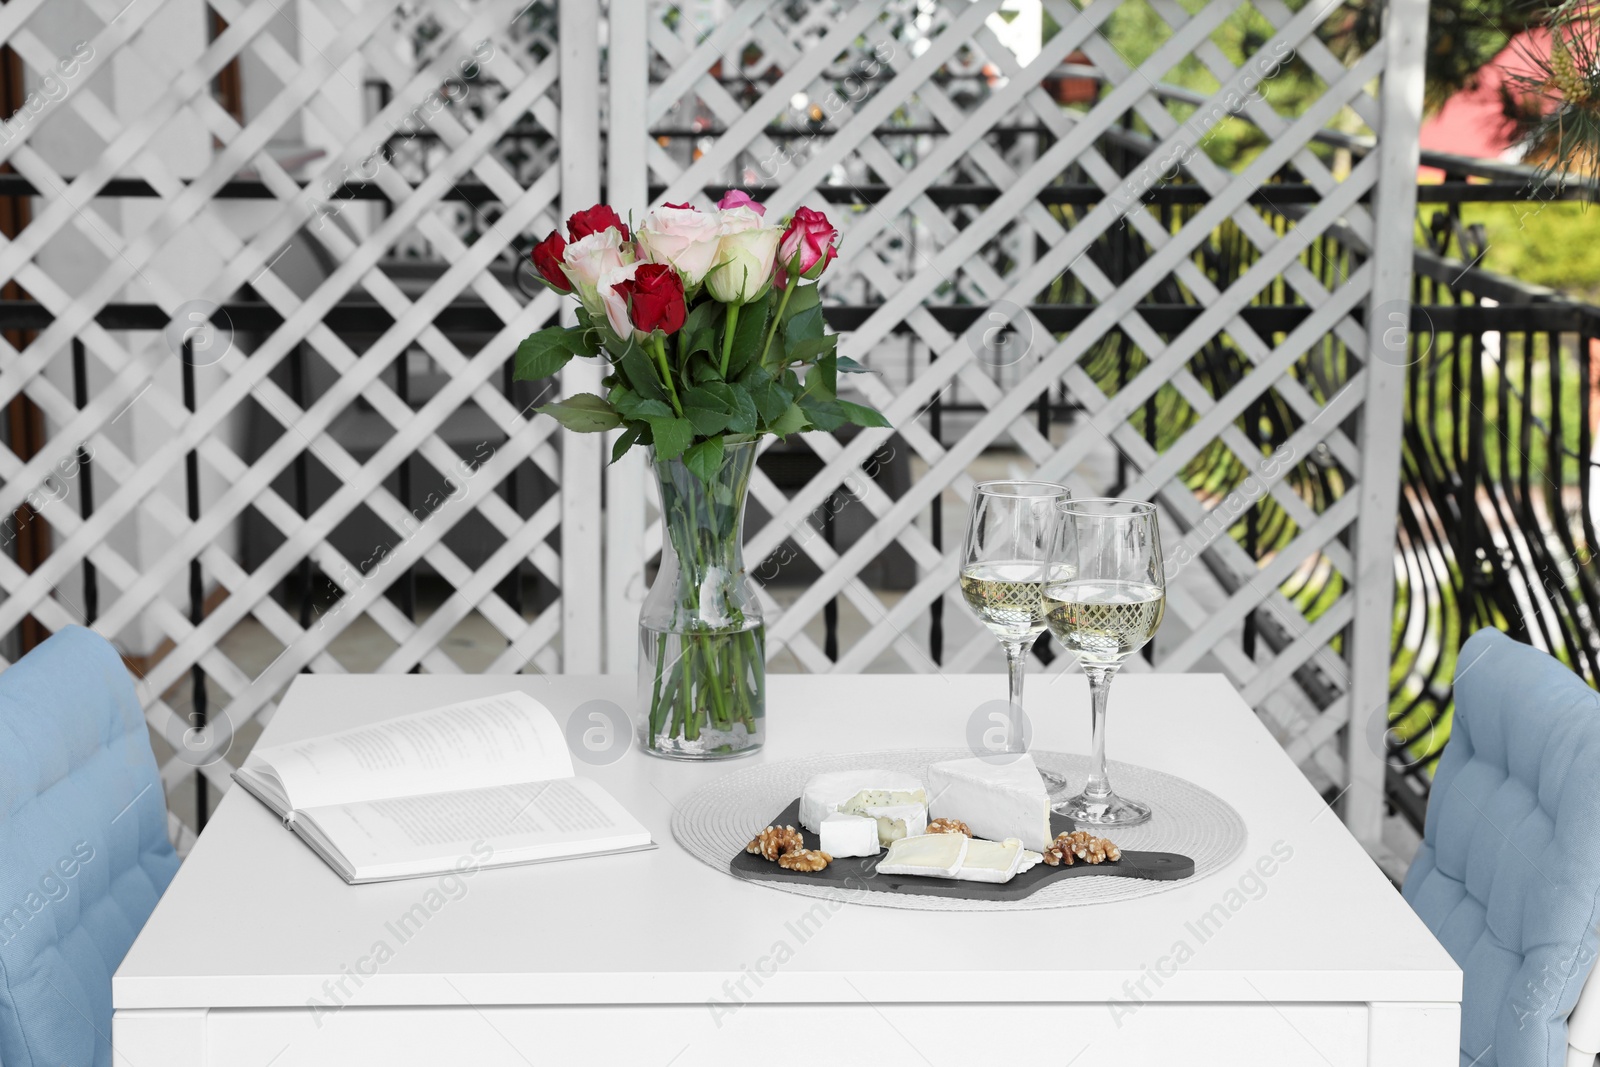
xmin=1403 ymin=628 xmax=1600 ymax=1067
xmin=0 ymin=626 xmax=180 ymax=1067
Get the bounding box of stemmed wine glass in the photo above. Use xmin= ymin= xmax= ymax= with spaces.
xmin=959 ymin=480 xmax=1073 ymax=800
xmin=1043 ymin=499 xmax=1165 ymax=826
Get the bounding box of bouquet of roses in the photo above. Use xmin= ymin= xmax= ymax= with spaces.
xmin=511 ymin=193 xmax=889 ymax=757
xmin=512 ymin=191 xmax=889 ymax=478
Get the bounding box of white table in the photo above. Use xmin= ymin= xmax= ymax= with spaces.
xmin=114 ymin=673 xmax=1460 ymax=1066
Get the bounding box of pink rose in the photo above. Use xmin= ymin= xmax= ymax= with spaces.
xmin=778 ymin=206 xmax=839 ymax=283
xmin=716 ymin=190 xmax=766 ymax=217
xmin=636 ymin=203 xmax=722 ymax=286
xmin=562 ymin=228 xmax=628 ymax=289
xmin=597 ymin=261 xmax=642 ymax=339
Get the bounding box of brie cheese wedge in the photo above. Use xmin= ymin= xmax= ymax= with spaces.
xmin=927 ymin=753 xmax=1052 ymax=850
xmin=819 ymin=812 xmax=880 ymax=858
xmin=799 ymin=770 xmax=926 ymax=834
xmin=877 ymin=833 xmax=968 ymax=878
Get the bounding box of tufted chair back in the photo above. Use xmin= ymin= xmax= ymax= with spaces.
xmin=1403 ymin=628 xmax=1600 ymax=1067
xmin=0 ymin=626 xmax=179 ymax=1067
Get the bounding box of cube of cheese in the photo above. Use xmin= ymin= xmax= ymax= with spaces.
xmin=819 ymin=812 xmax=880 ymax=858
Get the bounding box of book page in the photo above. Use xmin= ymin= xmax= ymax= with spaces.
xmin=296 ymin=777 xmax=652 ymax=880
xmin=246 ymin=691 xmax=574 ymax=810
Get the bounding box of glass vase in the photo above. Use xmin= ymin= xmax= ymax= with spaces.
xmin=637 ymin=440 xmax=765 ymax=759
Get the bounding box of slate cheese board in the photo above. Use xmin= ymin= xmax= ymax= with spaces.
xmin=729 ymin=798 xmax=1194 ymax=902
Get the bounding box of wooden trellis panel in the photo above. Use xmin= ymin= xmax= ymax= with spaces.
xmin=607 ymin=0 xmax=1425 ymax=844
xmin=0 ymin=0 xmax=599 ymax=826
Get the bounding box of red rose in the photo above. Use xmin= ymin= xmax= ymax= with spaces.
xmin=613 ymin=262 xmax=686 ymax=335
xmin=530 ymin=230 xmax=570 ymax=292
xmin=778 ymin=206 xmax=838 ymax=284
xmin=567 ymin=204 xmax=630 ymax=243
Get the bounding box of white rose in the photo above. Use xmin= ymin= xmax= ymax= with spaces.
xmin=705 ymin=226 xmax=781 ymax=305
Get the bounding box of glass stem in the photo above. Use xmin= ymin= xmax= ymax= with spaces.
xmin=1001 ymin=635 xmax=1038 ymax=754
xmin=1082 ymin=662 xmax=1120 ymax=799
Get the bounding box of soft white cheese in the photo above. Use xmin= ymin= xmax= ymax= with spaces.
xmin=927 ymin=753 xmax=1052 ymax=850
xmin=877 ymin=833 xmax=968 ymax=878
xmin=819 ymin=812 xmax=880 ymax=858
xmin=949 ymin=837 xmax=1026 ymax=883
xmin=798 ymin=770 xmax=925 ymax=834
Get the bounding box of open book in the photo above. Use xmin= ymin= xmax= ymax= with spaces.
xmin=232 ymin=692 xmax=654 ymax=884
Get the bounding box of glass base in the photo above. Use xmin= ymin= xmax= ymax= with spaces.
xmin=1053 ymin=790 xmax=1151 ymax=827
xmin=1039 ymin=768 xmax=1074 ymax=803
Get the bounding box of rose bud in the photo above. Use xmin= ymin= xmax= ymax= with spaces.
xmin=778 ymin=206 xmax=839 ymax=283
xmin=706 ymin=225 xmax=782 ymax=305
xmin=613 ymin=262 xmax=688 ymax=336
xmin=566 ymin=204 xmax=631 ymax=243
xmin=530 ymin=230 xmax=571 ymax=292
xmin=716 ymin=190 xmax=766 ymax=217
xmin=636 ymin=203 xmax=722 ymax=286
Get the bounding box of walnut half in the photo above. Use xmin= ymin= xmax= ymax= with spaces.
xmin=926 ymin=817 xmax=972 ymax=837
xmin=746 ymin=824 xmax=805 ymax=862
xmin=777 ymin=848 xmax=833 ymax=872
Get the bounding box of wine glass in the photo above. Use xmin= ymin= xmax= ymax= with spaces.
xmin=959 ymin=480 xmax=1073 ymax=800
xmin=1043 ymin=499 xmax=1165 ymax=826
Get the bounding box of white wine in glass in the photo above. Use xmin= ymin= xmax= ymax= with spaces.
xmin=959 ymin=481 xmax=1073 ymax=800
xmin=1044 ymin=500 xmax=1165 ymax=826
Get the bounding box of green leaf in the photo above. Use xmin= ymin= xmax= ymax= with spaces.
xmin=835 ymin=398 xmax=892 ymax=428
xmin=802 ymin=352 xmax=837 ymax=402
xmin=683 ymin=436 xmax=726 ymax=483
xmin=798 ymin=395 xmax=847 ymax=432
xmin=785 ymin=303 xmax=825 ymax=347
xmin=537 ymin=392 xmax=623 ymax=432
xmin=616 ymin=394 xmax=674 ymax=420
xmin=514 ymin=327 xmax=593 ymax=381
xmin=646 ymin=416 xmax=695 ymax=460
xmin=779 ymin=283 xmax=821 ymax=323
xmin=610 ymin=425 xmax=642 ymax=464
xmin=836 ymin=355 xmax=875 ymax=374
xmin=682 ymin=405 xmax=730 ymax=437
xmin=769 ymin=403 xmax=809 ymax=437
xmin=681 ymin=385 xmax=733 ymax=414
xmin=617 ymin=343 xmax=667 ymax=402
xmin=782 ymin=334 xmax=837 ymax=366
xmin=725 ymin=384 xmax=759 ymax=434
xmin=725 ymin=297 xmax=770 ymax=378
xmin=748 ymin=372 xmax=793 ymax=424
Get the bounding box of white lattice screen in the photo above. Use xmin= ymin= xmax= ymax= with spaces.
xmin=0 ymin=0 xmax=1424 ymax=844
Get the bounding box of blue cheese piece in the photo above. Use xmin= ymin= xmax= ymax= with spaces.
xmin=927 ymin=752 xmax=1052 ymax=850
xmin=852 ymin=802 xmax=927 ymax=845
xmin=877 ymin=833 xmax=968 ymax=878
xmin=819 ymin=812 xmax=880 ymax=858
xmin=799 ymin=770 xmax=925 ymax=834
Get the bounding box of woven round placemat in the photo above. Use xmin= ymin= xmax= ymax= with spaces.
xmin=672 ymin=748 xmax=1247 ymax=912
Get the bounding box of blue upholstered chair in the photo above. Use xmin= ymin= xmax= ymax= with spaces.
xmin=1403 ymin=627 xmax=1600 ymax=1067
xmin=0 ymin=625 xmax=179 ymax=1067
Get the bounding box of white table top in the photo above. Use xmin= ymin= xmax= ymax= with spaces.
xmin=114 ymin=673 xmax=1459 ymax=1010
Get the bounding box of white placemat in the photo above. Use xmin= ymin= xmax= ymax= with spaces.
xmin=671 ymin=748 xmax=1247 ymax=911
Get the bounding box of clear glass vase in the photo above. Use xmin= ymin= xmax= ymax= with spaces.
xmin=637 ymin=440 xmax=765 ymax=759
